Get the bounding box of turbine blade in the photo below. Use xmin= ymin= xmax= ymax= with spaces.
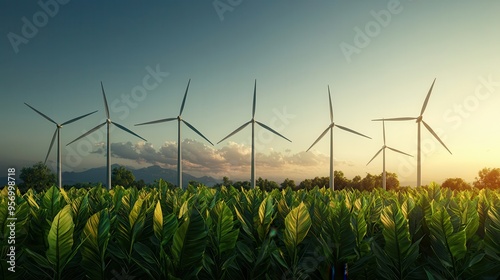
xmin=101 ymin=82 xmax=110 ymax=119
xmin=67 ymin=122 xmax=106 ymax=146
xmin=328 ymin=85 xmax=333 ymax=123
xmin=252 ymin=79 xmax=257 ymax=118
xmin=422 ymin=120 xmax=452 ymax=155
xmin=217 ymin=120 xmax=252 ymax=144
xmin=386 ymin=146 xmax=413 ymax=157
xmin=182 ymin=120 xmax=214 ymax=146
xmin=179 ymin=79 xmax=191 ymax=116
xmin=113 ymin=122 xmax=147 ymax=142
xmin=44 ymin=129 xmax=58 ymax=164
xmin=255 ymin=120 xmax=292 ymax=142
xmin=420 ymin=78 xmax=436 ymax=116
xmin=61 ymin=110 xmax=98 ymax=126
xmin=382 ymin=120 xmax=386 ymax=145
xmin=24 ymin=103 xmax=57 ymax=125
xmin=135 ymin=117 xmax=177 ymax=126
xmin=373 ymin=117 xmax=417 ymax=121
xmin=366 ymin=147 xmax=384 ymax=166
xmin=336 ymin=124 xmax=371 ymax=139
xmin=306 ymin=125 xmax=331 ymax=152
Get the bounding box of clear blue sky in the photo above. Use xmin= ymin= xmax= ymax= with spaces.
xmin=1 ymin=0 xmax=499 ymax=186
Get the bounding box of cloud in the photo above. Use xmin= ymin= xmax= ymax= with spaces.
xmin=98 ymin=138 xmax=351 ymax=181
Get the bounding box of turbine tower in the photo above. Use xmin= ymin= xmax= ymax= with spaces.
xmin=373 ymin=79 xmax=452 ymax=187
xmin=67 ymin=82 xmax=147 ymax=190
xmin=24 ymin=103 xmax=97 ymax=188
xmin=306 ymin=86 xmax=371 ymax=191
xmin=366 ymin=120 xmax=413 ymax=190
xmin=217 ymin=80 xmax=291 ymax=189
xmin=135 ymin=79 xmax=214 ymax=189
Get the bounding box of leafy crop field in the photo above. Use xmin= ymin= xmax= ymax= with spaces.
xmin=1 ymin=182 xmax=499 ymax=279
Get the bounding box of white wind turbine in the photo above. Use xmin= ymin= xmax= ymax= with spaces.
xmin=67 ymin=82 xmax=147 ymax=190
xmin=372 ymin=79 xmax=452 ymax=187
xmin=306 ymin=86 xmax=371 ymax=191
xmin=24 ymin=103 xmax=97 ymax=188
xmin=217 ymin=80 xmax=291 ymax=189
xmin=366 ymin=120 xmax=413 ymax=190
xmin=135 ymin=79 xmax=213 ymax=189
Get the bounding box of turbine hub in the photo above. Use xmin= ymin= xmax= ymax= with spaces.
xmin=107 ymin=119 xmax=111 ymax=124
xmin=416 ymin=116 xmax=423 ymax=122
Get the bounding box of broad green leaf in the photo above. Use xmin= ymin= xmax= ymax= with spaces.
xmin=284 ymin=202 xmax=311 ymax=257
xmin=428 ymin=208 xmax=467 ymax=269
xmin=153 ymin=201 xmax=163 ymax=241
xmin=43 ymin=185 xmax=62 ymax=221
xmin=380 ymin=204 xmax=412 ymax=262
xmin=484 ymin=205 xmax=500 ymax=260
xmin=46 ymin=205 xmax=74 ymax=275
xmin=374 ymin=204 xmax=421 ymax=279
xmin=81 ymin=209 xmax=110 ymax=280
xmin=210 ymin=201 xmax=239 ymax=255
xmin=172 ymin=208 xmax=207 ymax=277
xmin=257 ymin=196 xmax=274 ymax=241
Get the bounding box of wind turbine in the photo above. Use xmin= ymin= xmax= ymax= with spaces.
xmin=217 ymin=80 xmax=291 ymax=189
xmin=135 ymin=79 xmax=213 ymax=189
xmin=306 ymin=86 xmax=371 ymax=191
xmin=366 ymin=120 xmax=413 ymax=190
xmin=372 ymin=79 xmax=452 ymax=187
xmin=24 ymin=103 xmax=97 ymax=188
xmin=67 ymin=82 xmax=147 ymax=190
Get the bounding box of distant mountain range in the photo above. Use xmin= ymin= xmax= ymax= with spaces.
xmin=2 ymin=165 xmax=220 ymax=189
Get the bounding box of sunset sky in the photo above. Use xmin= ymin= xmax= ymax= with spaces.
xmin=1 ymin=1 xmax=500 ymax=186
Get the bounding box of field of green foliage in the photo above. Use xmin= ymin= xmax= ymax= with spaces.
xmin=1 ymin=181 xmax=499 ymax=279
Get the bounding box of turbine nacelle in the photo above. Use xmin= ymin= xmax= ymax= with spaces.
xmin=374 ymin=78 xmax=451 ymax=187
xmin=217 ymin=80 xmax=291 ymax=188
xmin=24 ymin=102 xmax=98 ymax=188
xmin=67 ymin=82 xmax=146 ymax=189
xmin=306 ymin=85 xmax=371 ymax=190
xmin=134 ymin=79 xmax=213 ymax=189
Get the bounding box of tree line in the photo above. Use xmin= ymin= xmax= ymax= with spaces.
xmin=15 ymin=161 xmax=500 ymax=192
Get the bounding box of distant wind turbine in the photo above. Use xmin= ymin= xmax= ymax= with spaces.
xmin=373 ymin=78 xmax=452 ymax=187
xmin=217 ymin=80 xmax=291 ymax=189
xmin=366 ymin=120 xmax=413 ymax=190
xmin=67 ymin=82 xmax=147 ymax=189
xmin=306 ymin=86 xmax=371 ymax=191
xmin=24 ymin=103 xmax=97 ymax=188
xmin=135 ymin=79 xmax=213 ymax=189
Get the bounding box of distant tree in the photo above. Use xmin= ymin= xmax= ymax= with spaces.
xmin=442 ymin=178 xmax=471 ymax=191
xmin=111 ymin=166 xmax=135 ymax=187
xmin=256 ymin=177 xmax=279 ymax=191
xmin=132 ymin=179 xmax=147 ymax=189
xmin=298 ymin=179 xmax=312 ymax=190
xmin=311 ymin=177 xmax=329 ymax=189
xmin=334 ymin=171 xmax=350 ymax=190
xmin=360 ymin=173 xmax=377 ymax=191
xmin=280 ymin=178 xmax=296 ymax=189
xmin=350 ymin=175 xmax=362 ymax=190
xmin=385 ymin=172 xmax=400 ymax=191
xmin=473 ymin=168 xmax=500 ymax=190
xmin=233 ymin=180 xmax=251 ymax=190
xmin=19 ymin=162 xmax=56 ymax=192
xmin=222 ymin=176 xmax=232 ymax=187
